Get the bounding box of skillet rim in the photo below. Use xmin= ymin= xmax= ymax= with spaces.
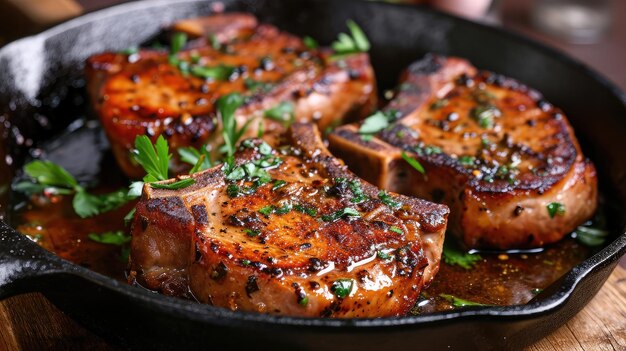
xmin=0 ymin=0 xmax=625 ymax=330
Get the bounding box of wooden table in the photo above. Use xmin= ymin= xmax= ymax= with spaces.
xmin=1 ymin=0 xmax=625 ymax=350
xmin=1 ymin=258 xmax=624 ymax=350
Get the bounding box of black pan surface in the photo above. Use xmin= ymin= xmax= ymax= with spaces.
xmin=1 ymin=0 xmax=625 ymax=350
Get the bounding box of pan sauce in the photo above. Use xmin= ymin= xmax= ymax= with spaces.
xmin=9 ymin=124 xmax=595 ymax=313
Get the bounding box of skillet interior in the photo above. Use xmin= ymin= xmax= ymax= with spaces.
xmin=0 ymin=0 xmax=625 ymax=349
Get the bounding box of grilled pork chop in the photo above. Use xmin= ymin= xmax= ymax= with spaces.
xmin=329 ymin=54 xmax=598 ymax=250
xmin=86 ymin=13 xmax=376 ymax=178
xmin=128 ymin=123 xmax=448 ymax=317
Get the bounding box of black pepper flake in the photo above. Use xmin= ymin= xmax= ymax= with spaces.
xmin=194 ymin=242 xmax=203 ymax=262
xmin=309 ymin=281 xmax=320 ymax=290
xmin=514 ymin=205 xmax=524 ymax=217
xmin=211 ymin=262 xmax=228 ymax=280
xmin=308 ymin=258 xmax=324 ymax=272
xmin=245 ymin=275 xmax=260 ymax=297
xmin=140 ymin=216 xmax=149 ymax=231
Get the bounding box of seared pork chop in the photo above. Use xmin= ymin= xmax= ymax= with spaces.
xmin=86 ymin=13 xmax=376 ymax=178
xmin=329 ymin=54 xmax=597 ymax=250
xmin=128 ymin=123 xmax=448 ymax=317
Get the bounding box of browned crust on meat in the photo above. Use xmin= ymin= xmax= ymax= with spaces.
xmin=128 ymin=123 xmax=448 ymax=317
xmin=329 ymin=54 xmax=598 ymax=249
xmin=86 ymin=14 xmax=376 ymax=178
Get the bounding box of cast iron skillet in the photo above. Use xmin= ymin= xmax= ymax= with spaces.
xmin=0 ymin=0 xmax=625 ymax=349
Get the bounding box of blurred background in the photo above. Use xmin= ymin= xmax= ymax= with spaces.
xmin=0 ymin=0 xmax=624 ymax=90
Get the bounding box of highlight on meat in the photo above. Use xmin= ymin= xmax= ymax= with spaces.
xmin=11 ymin=12 xmax=604 ymax=319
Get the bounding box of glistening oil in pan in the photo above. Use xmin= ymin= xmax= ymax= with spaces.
xmin=7 ymin=120 xmax=609 ymax=314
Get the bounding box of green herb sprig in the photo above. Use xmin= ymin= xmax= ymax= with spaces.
xmin=15 ymin=161 xmax=131 ymax=218
xmin=442 ymin=239 xmax=482 ymax=270
xmin=402 ymin=151 xmax=426 ymax=175
xmin=439 ymin=293 xmax=487 ymax=308
xmin=331 ymin=20 xmax=370 ymax=56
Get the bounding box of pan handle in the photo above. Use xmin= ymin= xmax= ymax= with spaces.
xmin=0 ymin=222 xmax=71 ymax=300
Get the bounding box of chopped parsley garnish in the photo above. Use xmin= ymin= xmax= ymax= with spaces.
xmin=15 ymin=160 xmax=132 ymax=218
xmin=120 ymin=46 xmax=139 ymax=55
xmin=414 ymin=145 xmax=442 ymax=156
xmin=470 ymin=105 xmax=500 ymax=129
xmin=531 ymin=288 xmax=543 ymax=295
xmin=294 ymin=204 xmax=318 ymax=217
xmin=244 ymin=229 xmax=260 ymax=237
xmin=377 ymin=250 xmax=392 ymax=260
xmin=442 ymin=240 xmax=482 ymax=269
xmin=378 ymin=190 xmax=401 ymax=209
xmin=458 ymin=155 xmax=476 ymax=167
xmin=303 ymin=36 xmax=318 ymax=49
xmin=546 ymin=202 xmax=566 ymax=218
xmin=150 ymin=178 xmax=195 ymax=190
xmin=401 ymin=151 xmax=426 ymax=175
xmin=264 ymin=101 xmax=295 ymax=126
xmin=321 ymin=207 xmax=360 ymax=222
xmin=190 ymin=64 xmax=235 ymax=81
xmin=88 ymin=230 xmax=131 ymax=246
xmin=275 ymin=203 xmax=293 ymax=215
xmin=346 ymin=179 xmax=368 ymax=204
xmin=389 ymin=226 xmax=404 ymax=235
xmin=439 ymin=293 xmax=487 ymax=308
xmin=168 ymin=32 xmax=187 ymax=65
xmin=272 ymin=180 xmax=287 ymax=191
xmin=573 ymin=225 xmax=609 ymax=247
xmin=178 ymin=146 xmax=212 ymax=172
xmin=331 ymin=20 xmax=370 ymax=56
xmin=358 ymin=111 xmax=389 ymax=139
xmin=218 ymin=93 xmax=246 ymax=159
xmin=258 ymin=206 xmax=274 ymax=216
xmin=299 ymin=296 xmax=309 ymax=306
xmin=244 ymin=78 xmax=274 ymax=93
xmin=358 ymin=110 xmax=399 ymax=141
xmin=330 ymin=279 xmax=354 ymax=299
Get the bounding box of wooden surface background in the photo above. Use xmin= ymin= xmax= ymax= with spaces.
xmin=1 ymin=258 xmax=624 ymax=350
xmin=1 ymin=0 xmax=625 ymax=350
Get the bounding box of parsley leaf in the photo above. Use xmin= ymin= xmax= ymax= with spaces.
xmin=574 ymin=225 xmax=609 ymax=247
xmin=72 ymin=189 xmax=131 ymax=219
xmin=23 ymin=160 xmax=78 ymax=189
xmin=401 ymin=151 xmax=426 ymax=175
xmin=331 ymin=20 xmax=370 ymax=56
xmin=88 ymin=230 xmax=131 ymax=246
xmin=378 ymin=190 xmax=401 ymax=209
xmin=133 ymin=135 xmax=170 ymax=182
xmin=442 ymin=240 xmax=482 ymax=269
xmin=439 ymin=293 xmax=487 ymax=308
xmin=331 ymin=279 xmax=354 ymax=299
xmin=169 ymin=32 xmax=188 ymax=65
xmin=264 ymin=101 xmax=295 ymax=126
xmin=190 ymin=64 xmax=235 ymax=81
xmin=359 ymin=111 xmax=389 ymax=137
xmin=303 ymin=36 xmax=319 ymax=49
xmin=321 ymin=207 xmax=360 ymax=222
xmin=18 ymin=160 xmax=131 ymax=218
xmin=150 ymin=178 xmax=196 ymax=190
xmin=547 ymin=202 xmax=566 ymax=218
xmin=178 ymin=146 xmax=212 ymax=172
xmin=218 ymin=93 xmax=246 ymax=159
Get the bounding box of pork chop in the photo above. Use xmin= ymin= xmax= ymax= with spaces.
xmin=328 ymin=54 xmax=597 ymax=249
xmin=127 ymin=123 xmax=448 ymax=317
xmin=86 ymin=13 xmax=376 ymax=178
